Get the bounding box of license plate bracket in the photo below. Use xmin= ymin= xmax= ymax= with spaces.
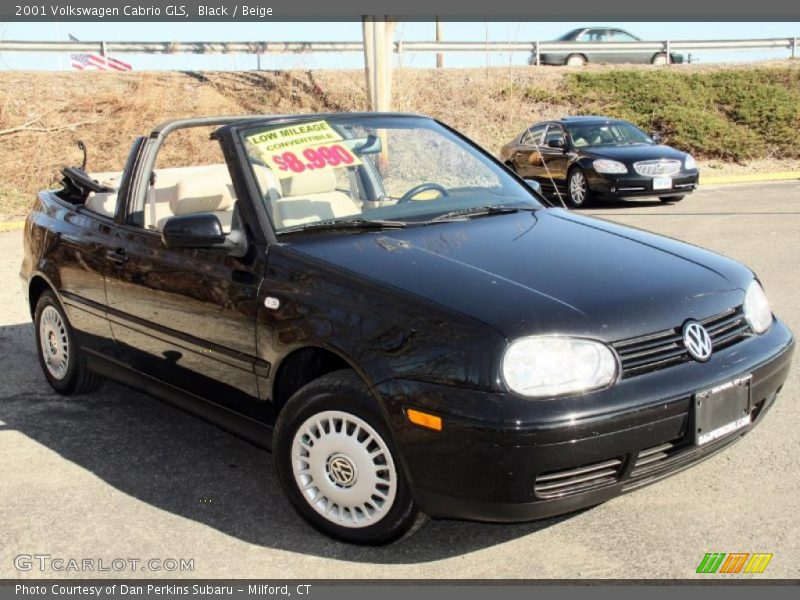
xmin=694 ymin=375 xmax=752 ymax=446
xmin=653 ymin=176 xmax=672 ymax=190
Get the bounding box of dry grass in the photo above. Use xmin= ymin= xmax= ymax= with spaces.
xmin=1 ymin=61 xmax=798 ymax=221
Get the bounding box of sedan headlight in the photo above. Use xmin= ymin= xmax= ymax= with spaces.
xmin=744 ymin=280 xmax=772 ymax=334
xmin=684 ymin=154 xmax=697 ymax=170
xmin=593 ymin=159 xmax=628 ymax=174
xmin=502 ymin=336 xmax=618 ymax=397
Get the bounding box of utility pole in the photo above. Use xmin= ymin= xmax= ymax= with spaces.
xmin=362 ymin=16 xmax=396 ymax=112
xmin=435 ymin=17 xmax=444 ymax=69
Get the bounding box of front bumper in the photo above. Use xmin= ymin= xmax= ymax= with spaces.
xmin=377 ymin=318 xmax=793 ymax=522
xmin=587 ymin=169 xmax=699 ymax=199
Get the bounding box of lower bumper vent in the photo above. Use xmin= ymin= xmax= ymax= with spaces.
xmin=630 ymin=441 xmax=683 ymax=478
xmin=535 ymin=457 xmax=623 ymax=499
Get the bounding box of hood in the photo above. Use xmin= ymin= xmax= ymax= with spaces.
xmin=287 ymin=209 xmax=752 ymax=342
xmin=583 ymin=144 xmax=688 ymax=163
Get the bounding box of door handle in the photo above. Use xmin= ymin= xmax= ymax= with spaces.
xmin=106 ymin=248 xmax=129 ymax=266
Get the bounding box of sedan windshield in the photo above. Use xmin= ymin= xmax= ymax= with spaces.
xmin=566 ymin=122 xmax=654 ymax=148
xmin=240 ymin=116 xmax=540 ymax=234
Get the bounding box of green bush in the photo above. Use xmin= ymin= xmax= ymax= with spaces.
xmin=562 ymin=67 xmax=800 ymax=162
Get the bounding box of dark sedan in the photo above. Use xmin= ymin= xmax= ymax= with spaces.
xmin=23 ymin=113 xmax=791 ymax=544
xmin=499 ymin=116 xmax=699 ymax=207
xmin=536 ymin=28 xmax=684 ymax=66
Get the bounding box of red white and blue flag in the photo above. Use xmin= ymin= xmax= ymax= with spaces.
xmin=69 ymin=35 xmax=132 ymax=71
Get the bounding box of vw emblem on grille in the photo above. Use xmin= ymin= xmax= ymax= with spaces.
xmin=683 ymin=321 xmax=713 ymax=362
xmin=327 ymin=454 xmax=357 ymax=487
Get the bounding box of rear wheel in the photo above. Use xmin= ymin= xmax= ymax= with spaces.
xmin=660 ymin=195 xmax=685 ymax=203
xmin=566 ymin=54 xmax=586 ymax=67
xmin=34 ymin=291 xmax=104 ymax=395
xmin=652 ymin=53 xmax=669 ymax=66
xmin=567 ymin=168 xmax=592 ymax=208
xmin=273 ymin=370 xmax=421 ymax=544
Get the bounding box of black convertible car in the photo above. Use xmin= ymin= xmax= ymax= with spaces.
xmin=22 ymin=113 xmax=792 ymax=544
xmin=499 ymin=116 xmax=699 ymax=207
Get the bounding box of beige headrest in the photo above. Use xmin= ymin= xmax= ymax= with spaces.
xmin=170 ymin=178 xmax=235 ymax=216
xmin=281 ymin=168 xmax=337 ymax=197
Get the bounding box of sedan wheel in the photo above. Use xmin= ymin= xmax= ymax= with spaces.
xmin=567 ymin=169 xmax=591 ymax=208
xmin=652 ymin=53 xmax=669 ymax=66
xmin=566 ymin=54 xmax=586 ymax=67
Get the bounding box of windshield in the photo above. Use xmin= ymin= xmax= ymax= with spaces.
xmin=566 ymin=122 xmax=654 ymax=148
xmin=240 ymin=116 xmax=541 ymax=234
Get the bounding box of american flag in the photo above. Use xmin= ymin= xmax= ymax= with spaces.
xmin=70 ymin=52 xmax=132 ymax=72
xmin=69 ymin=34 xmax=132 ymax=72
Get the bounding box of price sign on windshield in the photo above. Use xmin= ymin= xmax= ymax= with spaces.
xmin=247 ymin=120 xmax=362 ymax=178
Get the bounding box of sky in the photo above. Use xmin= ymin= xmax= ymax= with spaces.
xmin=0 ymin=21 xmax=798 ymax=71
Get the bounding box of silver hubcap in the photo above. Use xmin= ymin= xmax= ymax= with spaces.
xmin=567 ymin=55 xmax=584 ymax=66
xmin=570 ymin=171 xmax=586 ymax=205
xmin=653 ymin=55 xmax=668 ymax=65
xmin=291 ymin=410 xmax=397 ymax=528
xmin=39 ymin=305 xmax=69 ymax=380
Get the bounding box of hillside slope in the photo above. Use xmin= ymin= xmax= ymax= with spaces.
xmin=1 ymin=62 xmax=798 ymax=220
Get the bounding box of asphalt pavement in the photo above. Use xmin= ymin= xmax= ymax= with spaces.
xmin=1 ymin=181 xmax=798 ymax=578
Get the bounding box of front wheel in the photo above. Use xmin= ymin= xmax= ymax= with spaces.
xmin=567 ymin=168 xmax=592 ymax=208
xmin=273 ymin=370 xmax=421 ymax=544
xmin=660 ymin=195 xmax=685 ymax=203
xmin=34 ymin=291 xmax=104 ymax=395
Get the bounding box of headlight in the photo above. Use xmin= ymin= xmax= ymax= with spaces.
xmin=593 ymin=159 xmax=628 ymax=174
xmin=744 ymin=280 xmax=772 ymax=334
xmin=684 ymin=154 xmax=697 ymax=170
xmin=502 ymin=336 xmax=618 ymax=397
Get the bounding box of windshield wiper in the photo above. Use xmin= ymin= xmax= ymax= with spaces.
xmin=280 ymin=218 xmax=407 ymax=234
xmin=425 ymin=205 xmax=536 ymax=224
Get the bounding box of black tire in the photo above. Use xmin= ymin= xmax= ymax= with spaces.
xmin=566 ymin=167 xmax=593 ymax=208
xmin=33 ymin=290 xmax=104 ymax=395
xmin=273 ymin=369 xmax=421 ymax=545
xmin=659 ymin=195 xmax=685 ymax=203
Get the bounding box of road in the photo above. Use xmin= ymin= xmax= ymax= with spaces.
xmin=1 ymin=181 xmax=798 ymax=579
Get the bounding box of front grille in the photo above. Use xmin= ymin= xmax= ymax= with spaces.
xmin=535 ymin=457 xmax=623 ymax=499
xmin=612 ymin=307 xmax=752 ymax=378
xmin=633 ymin=159 xmax=682 ymax=177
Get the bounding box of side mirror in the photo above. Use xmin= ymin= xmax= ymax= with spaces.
xmin=547 ymin=138 xmax=566 ymax=150
xmin=651 ymin=132 xmax=662 ymax=143
xmin=526 ymin=180 xmax=543 ymax=194
xmin=161 ymin=213 xmax=226 ymax=249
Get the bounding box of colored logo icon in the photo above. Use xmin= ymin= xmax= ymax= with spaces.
xmin=697 ymin=553 xmax=773 ymax=574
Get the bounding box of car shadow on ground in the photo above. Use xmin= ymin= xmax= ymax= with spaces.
xmin=0 ymin=322 xmax=581 ymax=564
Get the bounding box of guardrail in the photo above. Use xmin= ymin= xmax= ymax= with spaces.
xmin=1 ymin=37 xmax=797 ymax=64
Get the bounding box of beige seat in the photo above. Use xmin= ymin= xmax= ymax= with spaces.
xmin=157 ymin=176 xmax=236 ymax=232
xmin=274 ymin=169 xmax=360 ymax=228
xmin=84 ymin=191 xmax=118 ymax=218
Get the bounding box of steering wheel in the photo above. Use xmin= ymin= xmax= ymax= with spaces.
xmin=397 ymin=182 xmax=451 ymax=204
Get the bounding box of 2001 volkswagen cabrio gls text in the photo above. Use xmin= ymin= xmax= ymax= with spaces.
xmin=22 ymin=113 xmax=794 ymax=544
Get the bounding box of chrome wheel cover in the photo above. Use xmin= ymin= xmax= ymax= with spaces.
xmin=569 ymin=171 xmax=587 ymax=205
xmin=291 ymin=410 xmax=397 ymax=528
xmin=567 ymin=55 xmax=585 ymax=66
xmin=39 ymin=305 xmax=69 ymax=380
